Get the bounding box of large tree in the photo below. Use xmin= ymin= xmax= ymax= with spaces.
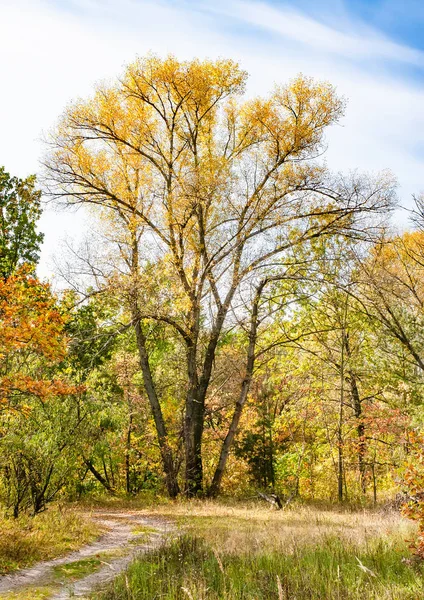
xmin=44 ymin=55 xmax=395 ymax=496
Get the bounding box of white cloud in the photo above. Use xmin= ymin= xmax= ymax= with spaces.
xmin=0 ymin=0 xmax=423 ymax=279
xmin=208 ymin=0 xmax=424 ymax=65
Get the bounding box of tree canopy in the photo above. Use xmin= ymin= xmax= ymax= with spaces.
xmin=44 ymin=55 xmax=396 ymax=496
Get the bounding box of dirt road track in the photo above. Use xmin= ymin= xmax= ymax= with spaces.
xmin=0 ymin=511 xmax=173 ymax=599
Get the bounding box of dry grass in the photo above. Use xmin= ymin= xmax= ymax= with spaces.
xmin=0 ymin=506 xmax=101 ymax=574
xmin=137 ymin=499 xmax=415 ymax=555
xmin=0 ymin=497 xmax=417 ymax=599
xmin=90 ymin=499 xmax=422 ymax=599
xmin=94 ymin=518 xmax=424 ymax=600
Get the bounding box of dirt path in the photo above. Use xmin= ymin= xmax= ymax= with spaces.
xmin=0 ymin=511 xmax=173 ymax=599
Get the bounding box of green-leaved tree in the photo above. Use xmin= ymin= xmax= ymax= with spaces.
xmin=0 ymin=167 xmax=43 ymax=278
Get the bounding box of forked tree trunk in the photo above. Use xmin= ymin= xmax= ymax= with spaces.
xmin=184 ymin=299 xmax=235 ymax=496
xmin=208 ymin=282 xmax=264 ymax=497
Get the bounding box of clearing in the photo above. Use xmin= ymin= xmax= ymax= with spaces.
xmin=0 ymin=501 xmax=420 ymax=600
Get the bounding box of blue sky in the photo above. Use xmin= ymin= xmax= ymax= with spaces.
xmin=1 ymin=0 xmax=423 ymax=278
xmin=236 ymin=0 xmax=424 ymax=52
xmin=319 ymin=0 xmax=424 ymax=50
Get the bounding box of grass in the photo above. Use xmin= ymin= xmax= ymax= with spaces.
xmin=1 ymin=587 xmax=54 ymax=600
xmin=138 ymin=499 xmax=414 ymax=553
xmin=52 ymin=556 xmax=103 ymax=581
xmin=131 ymin=524 xmax=159 ymax=535
xmin=0 ymin=550 xmax=125 ymax=600
xmin=52 ymin=548 xmax=129 ymax=582
xmin=0 ymin=498 xmax=419 ymax=599
xmin=92 ymin=533 xmax=424 ymax=600
xmin=0 ymin=506 xmax=101 ymax=574
xmin=91 ymin=500 xmax=421 ymax=600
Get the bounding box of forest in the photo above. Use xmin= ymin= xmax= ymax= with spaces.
xmin=1 ymin=56 xmax=424 ymax=599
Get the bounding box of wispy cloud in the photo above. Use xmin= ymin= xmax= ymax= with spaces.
xmin=206 ymin=0 xmax=424 ymax=66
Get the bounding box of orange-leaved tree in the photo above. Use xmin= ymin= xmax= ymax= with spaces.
xmin=0 ymin=265 xmax=75 ymax=415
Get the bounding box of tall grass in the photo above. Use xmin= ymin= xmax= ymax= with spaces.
xmin=140 ymin=500 xmax=414 ymax=555
xmin=0 ymin=507 xmax=100 ymax=574
xmin=94 ymin=532 xmax=424 ymax=600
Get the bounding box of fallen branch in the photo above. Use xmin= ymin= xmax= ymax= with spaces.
xmin=257 ymin=491 xmax=283 ymax=509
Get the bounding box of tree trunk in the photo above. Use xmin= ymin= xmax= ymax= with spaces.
xmin=126 ymin=412 xmax=133 ymax=494
xmin=343 ymin=332 xmax=366 ymax=494
xmin=349 ymin=374 xmax=366 ymax=494
xmin=184 ymin=393 xmax=204 ymax=496
xmin=183 ymin=300 xmax=234 ymax=496
xmin=338 ymin=323 xmax=345 ymax=503
xmin=133 ymin=317 xmax=180 ymax=498
xmin=337 ymin=433 xmax=344 ymax=503
xmin=208 ymin=282 xmax=264 ymax=497
xmin=208 ymin=368 xmax=254 ymax=497
xmin=84 ymin=458 xmax=115 ymax=493
xmin=183 ymin=330 xmax=204 ymax=497
xmin=371 ymin=462 xmax=377 ymax=504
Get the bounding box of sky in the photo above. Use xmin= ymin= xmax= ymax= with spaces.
xmin=1 ymin=0 xmax=423 ymax=279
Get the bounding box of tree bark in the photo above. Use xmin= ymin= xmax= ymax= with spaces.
xmin=183 ymin=306 xmax=204 ymax=497
xmin=184 ymin=392 xmax=204 ymax=496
